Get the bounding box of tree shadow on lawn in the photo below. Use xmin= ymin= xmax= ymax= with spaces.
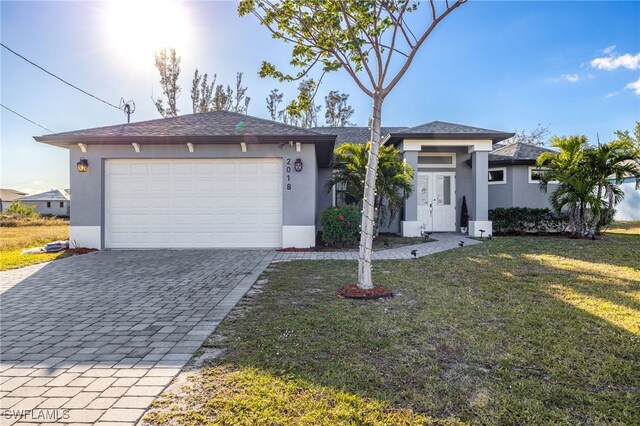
xmin=145 ymin=236 xmax=640 ymax=425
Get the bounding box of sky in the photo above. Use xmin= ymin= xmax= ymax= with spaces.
xmin=1 ymin=0 xmax=639 ymax=194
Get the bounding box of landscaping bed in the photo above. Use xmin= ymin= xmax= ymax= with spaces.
xmin=279 ymin=232 xmax=431 ymax=252
xmin=144 ymin=230 xmax=640 ymax=425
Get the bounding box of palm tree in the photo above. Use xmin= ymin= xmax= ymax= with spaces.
xmin=537 ymin=134 xmax=640 ymax=237
xmin=583 ymin=139 xmax=640 ymax=236
xmin=326 ymin=142 xmax=413 ymax=233
xmin=537 ymin=136 xmax=591 ymax=236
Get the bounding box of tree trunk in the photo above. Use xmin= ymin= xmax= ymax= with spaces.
xmin=588 ymin=184 xmax=603 ymax=238
xmin=357 ymin=93 xmax=384 ymax=289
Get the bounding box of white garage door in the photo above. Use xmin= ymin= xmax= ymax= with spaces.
xmin=105 ymin=158 xmax=282 ymax=248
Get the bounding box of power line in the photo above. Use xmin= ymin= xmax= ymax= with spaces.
xmin=1 ymin=104 xmax=54 ymax=134
xmin=1 ymin=43 xmax=121 ymax=111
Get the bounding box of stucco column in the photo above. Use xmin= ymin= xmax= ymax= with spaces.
xmin=472 ymin=151 xmax=489 ymax=221
xmin=468 ymin=150 xmax=492 ymax=237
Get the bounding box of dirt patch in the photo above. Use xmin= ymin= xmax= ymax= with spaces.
xmin=338 ymin=284 xmax=394 ymax=299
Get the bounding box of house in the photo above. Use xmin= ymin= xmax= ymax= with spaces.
xmin=614 ymin=177 xmax=640 ymax=221
xmin=486 ymin=142 xmax=559 ymax=210
xmin=35 ymin=111 xmax=522 ymax=249
xmin=0 ymin=188 xmax=28 ymax=212
xmin=18 ymin=189 xmax=70 ymax=217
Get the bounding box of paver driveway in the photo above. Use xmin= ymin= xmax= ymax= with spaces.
xmin=0 ymin=249 xmax=275 ymax=425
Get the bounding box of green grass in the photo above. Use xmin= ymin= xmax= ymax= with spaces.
xmin=0 ymin=225 xmax=70 ymax=270
xmin=144 ymin=231 xmax=640 ymax=425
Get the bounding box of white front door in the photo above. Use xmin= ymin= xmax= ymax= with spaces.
xmin=417 ymin=172 xmax=456 ymax=232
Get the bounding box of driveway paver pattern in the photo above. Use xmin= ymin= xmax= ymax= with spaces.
xmin=0 ymin=249 xmax=274 ymax=425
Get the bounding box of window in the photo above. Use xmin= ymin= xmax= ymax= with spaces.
xmin=59 ymin=202 xmax=64 ymax=208
xmin=488 ymin=167 xmax=506 ymax=184
xmin=46 ymin=202 xmax=51 ymax=208
xmin=334 ymin=181 xmax=357 ymax=207
xmin=528 ymin=167 xmax=558 ymax=184
xmin=418 ymin=153 xmax=456 ymax=169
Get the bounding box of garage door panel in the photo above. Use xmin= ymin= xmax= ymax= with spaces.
xmin=106 ymin=158 xmax=282 ymax=248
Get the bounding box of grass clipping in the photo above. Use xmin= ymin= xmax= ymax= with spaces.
xmin=144 ymin=365 xmax=459 ymax=426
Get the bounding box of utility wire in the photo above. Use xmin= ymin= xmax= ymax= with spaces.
xmin=1 ymin=43 xmax=121 ymax=111
xmin=1 ymin=104 xmax=54 ymax=134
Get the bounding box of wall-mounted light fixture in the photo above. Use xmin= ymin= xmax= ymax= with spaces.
xmin=77 ymin=158 xmax=88 ymax=173
xmin=294 ymin=158 xmax=303 ymax=172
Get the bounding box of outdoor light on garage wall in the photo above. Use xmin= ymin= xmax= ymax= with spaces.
xmin=294 ymin=158 xmax=303 ymax=172
xmin=77 ymin=158 xmax=88 ymax=173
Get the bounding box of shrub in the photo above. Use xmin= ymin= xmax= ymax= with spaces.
xmin=320 ymin=206 xmax=361 ymax=247
xmin=5 ymin=201 xmax=38 ymax=218
xmin=596 ymin=207 xmax=616 ymax=234
xmin=489 ymin=207 xmax=569 ymax=235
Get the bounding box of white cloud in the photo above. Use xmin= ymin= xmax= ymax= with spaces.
xmin=591 ymin=50 xmax=640 ymax=70
xmin=605 ymin=92 xmax=618 ymax=99
xmin=562 ymin=73 xmax=579 ymax=83
xmin=602 ymin=45 xmax=616 ymax=55
xmin=625 ymin=78 xmax=640 ymax=95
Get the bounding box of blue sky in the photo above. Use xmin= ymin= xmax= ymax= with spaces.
xmin=1 ymin=0 xmax=639 ymax=194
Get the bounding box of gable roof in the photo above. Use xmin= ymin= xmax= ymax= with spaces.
xmin=312 ymin=126 xmax=408 ymax=145
xmin=0 ymin=188 xmax=27 ymax=202
xmin=385 ymin=121 xmax=514 ymax=144
xmin=489 ymin=142 xmax=555 ymax=165
xmin=19 ymin=189 xmax=70 ymax=202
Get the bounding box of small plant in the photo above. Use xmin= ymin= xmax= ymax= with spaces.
xmin=320 ymin=206 xmax=361 ymax=247
xmin=4 ymin=201 xmax=39 ymax=218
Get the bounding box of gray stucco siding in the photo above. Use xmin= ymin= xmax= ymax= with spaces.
xmin=488 ymin=165 xmax=557 ymax=210
xmin=316 ymin=168 xmax=334 ymax=228
xmin=69 ymin=142 xmax=318 ymax=246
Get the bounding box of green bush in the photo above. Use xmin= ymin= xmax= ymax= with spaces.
xmin=489 ymin=207 xmax=569 ymax=235
xmin=320 ymin=206 xmax=361 ymax=247
xmin=596 ymin=207 xmax=616 ymax=234
xmin=5 ymin=201 xmax=39 ymax=218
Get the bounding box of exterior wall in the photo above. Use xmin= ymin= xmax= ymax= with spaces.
xmin=1 ymin=201 xmax=13 ymax=212
xmin=488 ymin=165 xmax=558 ymax=210
xmin=69 ymin=142 xmax=317 ymax=248
xmin=316 ymin=168 xmax=334 ymax=229
xmin=20 ymin=200 xmax=70 ymax=217
xmin=615 ymin=177 xmax=640 ymax=220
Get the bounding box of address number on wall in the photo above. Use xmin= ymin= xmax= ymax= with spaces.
xmin=285 ymin=158 xmax=292 ymax=190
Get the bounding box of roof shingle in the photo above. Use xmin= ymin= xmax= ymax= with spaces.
xmin=489 ymin=142 xmax=555 ymax=165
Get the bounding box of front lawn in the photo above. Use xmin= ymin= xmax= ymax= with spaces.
xmin=0 ymin=225 xmax=70 ymax=270
xmin=144 ymin=233 xmax=639 ymax=425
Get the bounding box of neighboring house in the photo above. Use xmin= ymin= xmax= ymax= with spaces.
xmin=614 ymin=177 xmax=640 ymax=220
xmin=0 ymin=188 xmax=28 ymax=212
xmin=35 ymin=111 xmax=520 ymax=249
xmin=486 ymin=142 xmax=559 ymax=210
xmin=18 ymin=189 xmax=71 ymax=217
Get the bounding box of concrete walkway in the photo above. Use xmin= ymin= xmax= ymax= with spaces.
xmin=0 ymin=250 xmax=274 ymax=425
xmin=273 ymin=233 xmax=481 ymax=261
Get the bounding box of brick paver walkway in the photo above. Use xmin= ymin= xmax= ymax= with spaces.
xmin=0 ymin=250 xmax=274 ymax=425
xmin=273 ymin=233 xmax=481 ymax=261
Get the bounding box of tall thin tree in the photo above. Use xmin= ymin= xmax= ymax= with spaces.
xmin=325 ymin=90 xmax=354 ymax=127
xmin=239 ymin=0 xmax=467 ymax=289
xmin=153 ymin=48 xmax=181 ymax=117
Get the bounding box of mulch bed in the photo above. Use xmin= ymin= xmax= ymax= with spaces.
xmin=61 ymin=247 xmax=99 ymax=255
xmin=338 ymin=284 xmax=394 ymax=300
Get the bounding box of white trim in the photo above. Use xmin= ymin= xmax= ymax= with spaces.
xmin=401 ymin=221 xmax=422 ymax=237
xmin=186 ymin=142 xmax=194 ymax=153
xmin=295 ymin=142 xmax=301 ymax=152
xmin=132 ymin=143 xmax=140 ymax=153
xmin=78 ymin=143 xmax=87 ymax=153
xmin=488 ymin=167 xmax=507 ymax=185
xmin=417 ymin=152 xmax=456 ymax=169
xmin=70 ymin=226 xmax=101 ymax=249
xmin=240 ymin=142 xmax=247 ymax=152
xmin=401 ymin=139 xmax=493 ymax=153
xmin=282 ymin=226 xmax=315 ymax=248
xmin=528 ymin=166 xmax=558 ymax=184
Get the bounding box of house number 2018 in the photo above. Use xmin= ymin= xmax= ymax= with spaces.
xmin=285 ymin=158 xmax=292 ymax=190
